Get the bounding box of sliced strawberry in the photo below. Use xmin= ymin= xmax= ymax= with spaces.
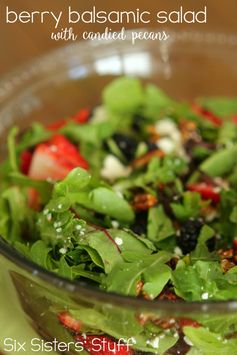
xmin=192 ymin=104 xmax=223 ymax=127
xmin=28 ymin=134 xmax=88 ymax=181
xmin=47 ymin=119 xmax=67 ymax=131
xmin=73 ymin=108 xmax=90 ymax=124
xmin=20 ymin=150 xmax=33 ymax=174
xmin=28 ymin=187 xmax=40 ymax=210
xmin=231 ymin=115 xmax=237 ymax=125
xmin=58 ymin=312 xmax=81 ymax=333
xmin=47 ymin=109 xmax=90 ymax=131
xmin=187 ymin=183 xmax=220 ymax=204
xmin=76 ymin=335 xmax=133 ymax=355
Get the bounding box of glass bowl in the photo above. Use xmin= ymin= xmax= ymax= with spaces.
xmin=0 ymin=30 xmax=237 ymax=355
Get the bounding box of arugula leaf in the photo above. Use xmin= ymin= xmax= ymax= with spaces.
xmin=105 ymin=251 xmax=171 ymax=298
xmin=9 ymin=172 xmax=53 ymax=204
xmin=7 ymin=126 xmax=19 ymax=172
xmin=58 ymin=256 xmax=73 ymax=280
xmin=143 ymin=84 xmax=174 ymax=120
xmin=54 ymin=168 xmax=91 ymax=196
xmin=1 ymin=186 xmax=36 ymax=242
xmin=78 ymin=230 xmax=122 ymax=273
xmin=190 ymin=225 xmax=216 ymax=262
xmin=196 ymin=97 xmax=237 ymax=117
xmin=108 ymin=229 xmax=153 ymax=255
xmin=147 ymin=205 xmax=174 ymax=243
xmin=217 ymin=122 xmax=237 ymax=145
xmin=172 ymin=259 xmax=237 ymax=301
xmin=171 ymin=191 xmax=202 ymax=221
xmin=103 ymin=77 xmax=144 ymax=115
xmin=30 ymin=240 xmax=52 ymax=269
xmin=17 ymin=122 xmax=51 ymax=151
xmin=142 ymin=263 xmax=171 ymax=299
xmin=62 ymin=121 xmax=115 ymax=145
xmin=200 ymin=144 xmax=237 ymax=177
xmin=89 ymin=187 xmax=135 ymax=223
xmin=79 ymin=245 xmax=104 ymax=269
xmin=184 ymin=326 xmax=237 ymax=354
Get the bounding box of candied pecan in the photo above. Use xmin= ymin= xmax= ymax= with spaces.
xmin=218 ymin=248 xmax=237 ymax=272
xmin=146 ymin=125 xmax=160 ymax=141
xmin=154 ymin=317 xmax=177 ymax=330
xmin=137 ymin=313 xmax=150 ymax=326
xmin=133 ymin=193 xmax=158 ymax=211
xmin=132 ymin=149 xmax=164 ymax=169
xmin=221 ymin=259 xmax=235 ymax=273
xmin=136 ymin=280 xmax=144 ymax=296
xmin=157 ymin=288 xmax=180 ymax=301
xmin=233 ymin=239 xmax=237 ymax=251
xmin=177 ymin=318 xmax=200 ymax=330
xmin=218 ymin=249 xmax=234 ymax=260
xmin=179 ymin=119 xmax=199 ymax=142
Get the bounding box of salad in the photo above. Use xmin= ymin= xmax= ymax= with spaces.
xmin=1 ymin=77 xmax=237 ymax=354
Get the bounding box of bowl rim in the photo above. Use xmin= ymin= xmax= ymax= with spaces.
xmin=1 ymin=29 xmax=237 ymax=312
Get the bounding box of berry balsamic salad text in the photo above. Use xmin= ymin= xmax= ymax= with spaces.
xmin=1 ymin=77 xmax=237 ymax=304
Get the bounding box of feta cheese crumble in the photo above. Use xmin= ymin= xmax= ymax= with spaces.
xmin=201 ymin=292 xmax=209 ymax=300
xmin=101 ymin=155 xmax=132 ymax=181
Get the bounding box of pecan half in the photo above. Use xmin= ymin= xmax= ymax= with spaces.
xmin=133 ymin=193 xmax=157 ymax=211
xmin=132 ymin=149 xmax=164 ymax=169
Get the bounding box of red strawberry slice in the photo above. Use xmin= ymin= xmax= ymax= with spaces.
xmin=58 ymin=312 xmax=81 ymax=333
xmin=192 ymin=104 xmax=223 ymax=127
xmin=232 ymin=115 xmax=237 ymax=125
xmin=76 ymin=335 xmax=133 ymax=355
xmin=47 ymin=119 xmax=68 ymax=131
xmin=187 ymin=183 xmax=220 ymax=204
xmin=47 ymin=109 xmax=90 ymax=130
xmin=20 ymin=150 xmax=33 ymax=174
xmin=73 ymin=108 xmax=90 ymax=124
xmin=28 ymin=134 xmax=88 ymax=181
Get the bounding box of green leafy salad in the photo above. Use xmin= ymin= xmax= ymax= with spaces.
xmin=1 ymin=77 xmax=237 ymax=353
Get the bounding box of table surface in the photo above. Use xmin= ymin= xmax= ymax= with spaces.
xmin=0 ymin=0 xmax=236 ymax=76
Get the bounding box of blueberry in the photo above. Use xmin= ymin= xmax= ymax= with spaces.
xmin=113 ymin=133 xmax=138 ymax=162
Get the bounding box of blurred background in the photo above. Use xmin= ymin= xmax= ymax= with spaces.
xmin=0 ymin=0 xmax=236 ymax=76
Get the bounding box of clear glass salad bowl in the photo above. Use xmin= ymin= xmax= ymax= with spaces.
xmin=0 ymin=30 xmax=237 ymax=355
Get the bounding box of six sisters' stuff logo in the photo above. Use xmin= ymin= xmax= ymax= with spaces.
xmin=1 ymin=337 xmax=136 ymax=353
xmin=4 ymin=5 xmax=208 ymax=43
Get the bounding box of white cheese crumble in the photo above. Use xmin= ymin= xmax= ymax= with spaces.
xmin=201 ymin=292 xmax=209 ymax=300
xmin=115 ymin=237 xmax=123 ymax=246
xmin=90 ymin=105 xmax=108 ymax=123
xmin=111 ymin=220 xmax=120 ymax=229
xmin=101 ymin=155 xmax=132 ymax=181
xmin=155 ymin=118 xmax=178 ymax=135
xmin=156 ymin=137 xmax=175 ymax=153
xmin=174 ymin=246 xmax=183 ymax=256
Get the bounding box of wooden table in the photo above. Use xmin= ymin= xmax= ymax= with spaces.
xmin=0 ymin=0 xmax=236 ymax=76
